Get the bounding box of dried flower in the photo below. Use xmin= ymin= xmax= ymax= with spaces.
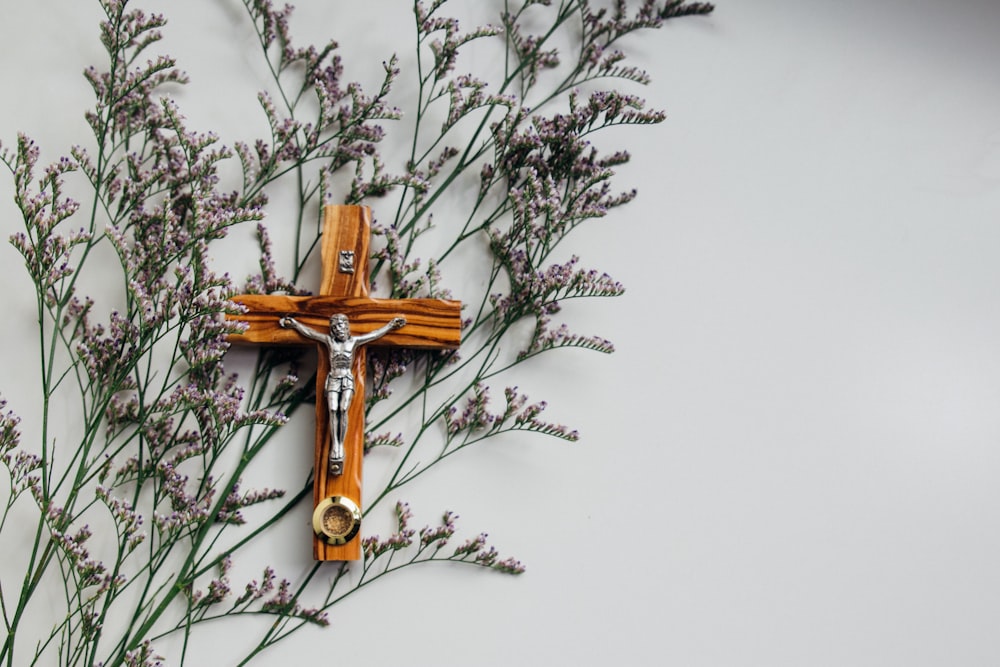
xmin=0 ymin=0 xmax=710 ymax=663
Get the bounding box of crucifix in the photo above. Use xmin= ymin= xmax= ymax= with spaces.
xmin=227 ymin=205 xmax=462 ymax=560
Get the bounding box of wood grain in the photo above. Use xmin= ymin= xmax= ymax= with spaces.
xmin=314 ymin=205 xmax=369 ymax=561
xmin=227 ymin=296 xmax=462 ymax=349
xmin=320 ymin=205 xmax=371 ymax=298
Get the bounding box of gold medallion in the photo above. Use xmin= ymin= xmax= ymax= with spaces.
xmin=312 ymin=496 xmax=361 ymax=545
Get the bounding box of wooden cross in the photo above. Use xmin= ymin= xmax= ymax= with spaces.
xmin=227 ymin=205 xmax=461 ymax=560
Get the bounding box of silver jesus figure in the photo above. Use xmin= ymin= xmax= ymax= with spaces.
xmin=279 ymin=313 xmax=406 ymax=476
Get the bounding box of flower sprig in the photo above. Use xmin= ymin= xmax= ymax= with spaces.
xmin=361 ymin=502 xmax=525 ymax=575
xmin=0 ymin=0 xmax=712 ymax=664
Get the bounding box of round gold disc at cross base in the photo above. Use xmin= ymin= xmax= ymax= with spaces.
xmin=312 ymin=496 xmax=361 ymax=545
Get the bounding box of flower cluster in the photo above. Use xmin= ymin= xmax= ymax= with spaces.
xmin=242 ymin=223 xmax=301 ymax=296
xmin=451 ymin=532 xmax=525 ymax=574
xmin=419 ymin=510 xmax=458 ymax=548
xmin=5 ymin=137 xmax=87 ymax=307
xmin=187 ymin=555 xmax=232 ymax=607
xmin=501 ymin=6 xmax=561 ymax=88
xmin=96 ymin=486 xmax=146 ymax=553
xmin=217 ymin=481 xmax=286 ymax=525
xmin=239 ymin=0 xmax=403 ymax=210
xmin=122 ymin=640 xmax=164 ymax=667
xmin=364 ymin=430 xmax=405 ymax=453
xmin=444 ymin=384 xmax=579 ymax=443
xmin=417 ymin=4 xmax=504 ymax=79
xmin=259 ymin=578 xmax=330 ymax=627
xmin=185 ymin=562 xmax=330 ymax=628
xmin=0 ymin=398 xmax=36 ymax=496
xmin=361 ymin=503 xmax=523 ymax=576
xmin=362 ymin=500 xmax=416 ymax=557
xmin=49 ymin=521 xmax=127 ymax=597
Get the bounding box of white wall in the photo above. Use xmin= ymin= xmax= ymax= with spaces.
xmin=2 ymin=1 xmax=1000 ymax=665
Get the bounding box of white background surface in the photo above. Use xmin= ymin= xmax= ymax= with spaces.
xmin=2 ymin=1 xmax=1000 ymax=665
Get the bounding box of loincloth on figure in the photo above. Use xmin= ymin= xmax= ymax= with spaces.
xmin=325 ymin=374 xmax=355 ymax=395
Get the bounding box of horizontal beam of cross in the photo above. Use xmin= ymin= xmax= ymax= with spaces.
xmin=228 ymin=295 xmax=462 ymax=349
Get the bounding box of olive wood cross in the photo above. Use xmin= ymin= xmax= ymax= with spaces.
xmin=227 ymin=205 xmax=461 ymax=560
